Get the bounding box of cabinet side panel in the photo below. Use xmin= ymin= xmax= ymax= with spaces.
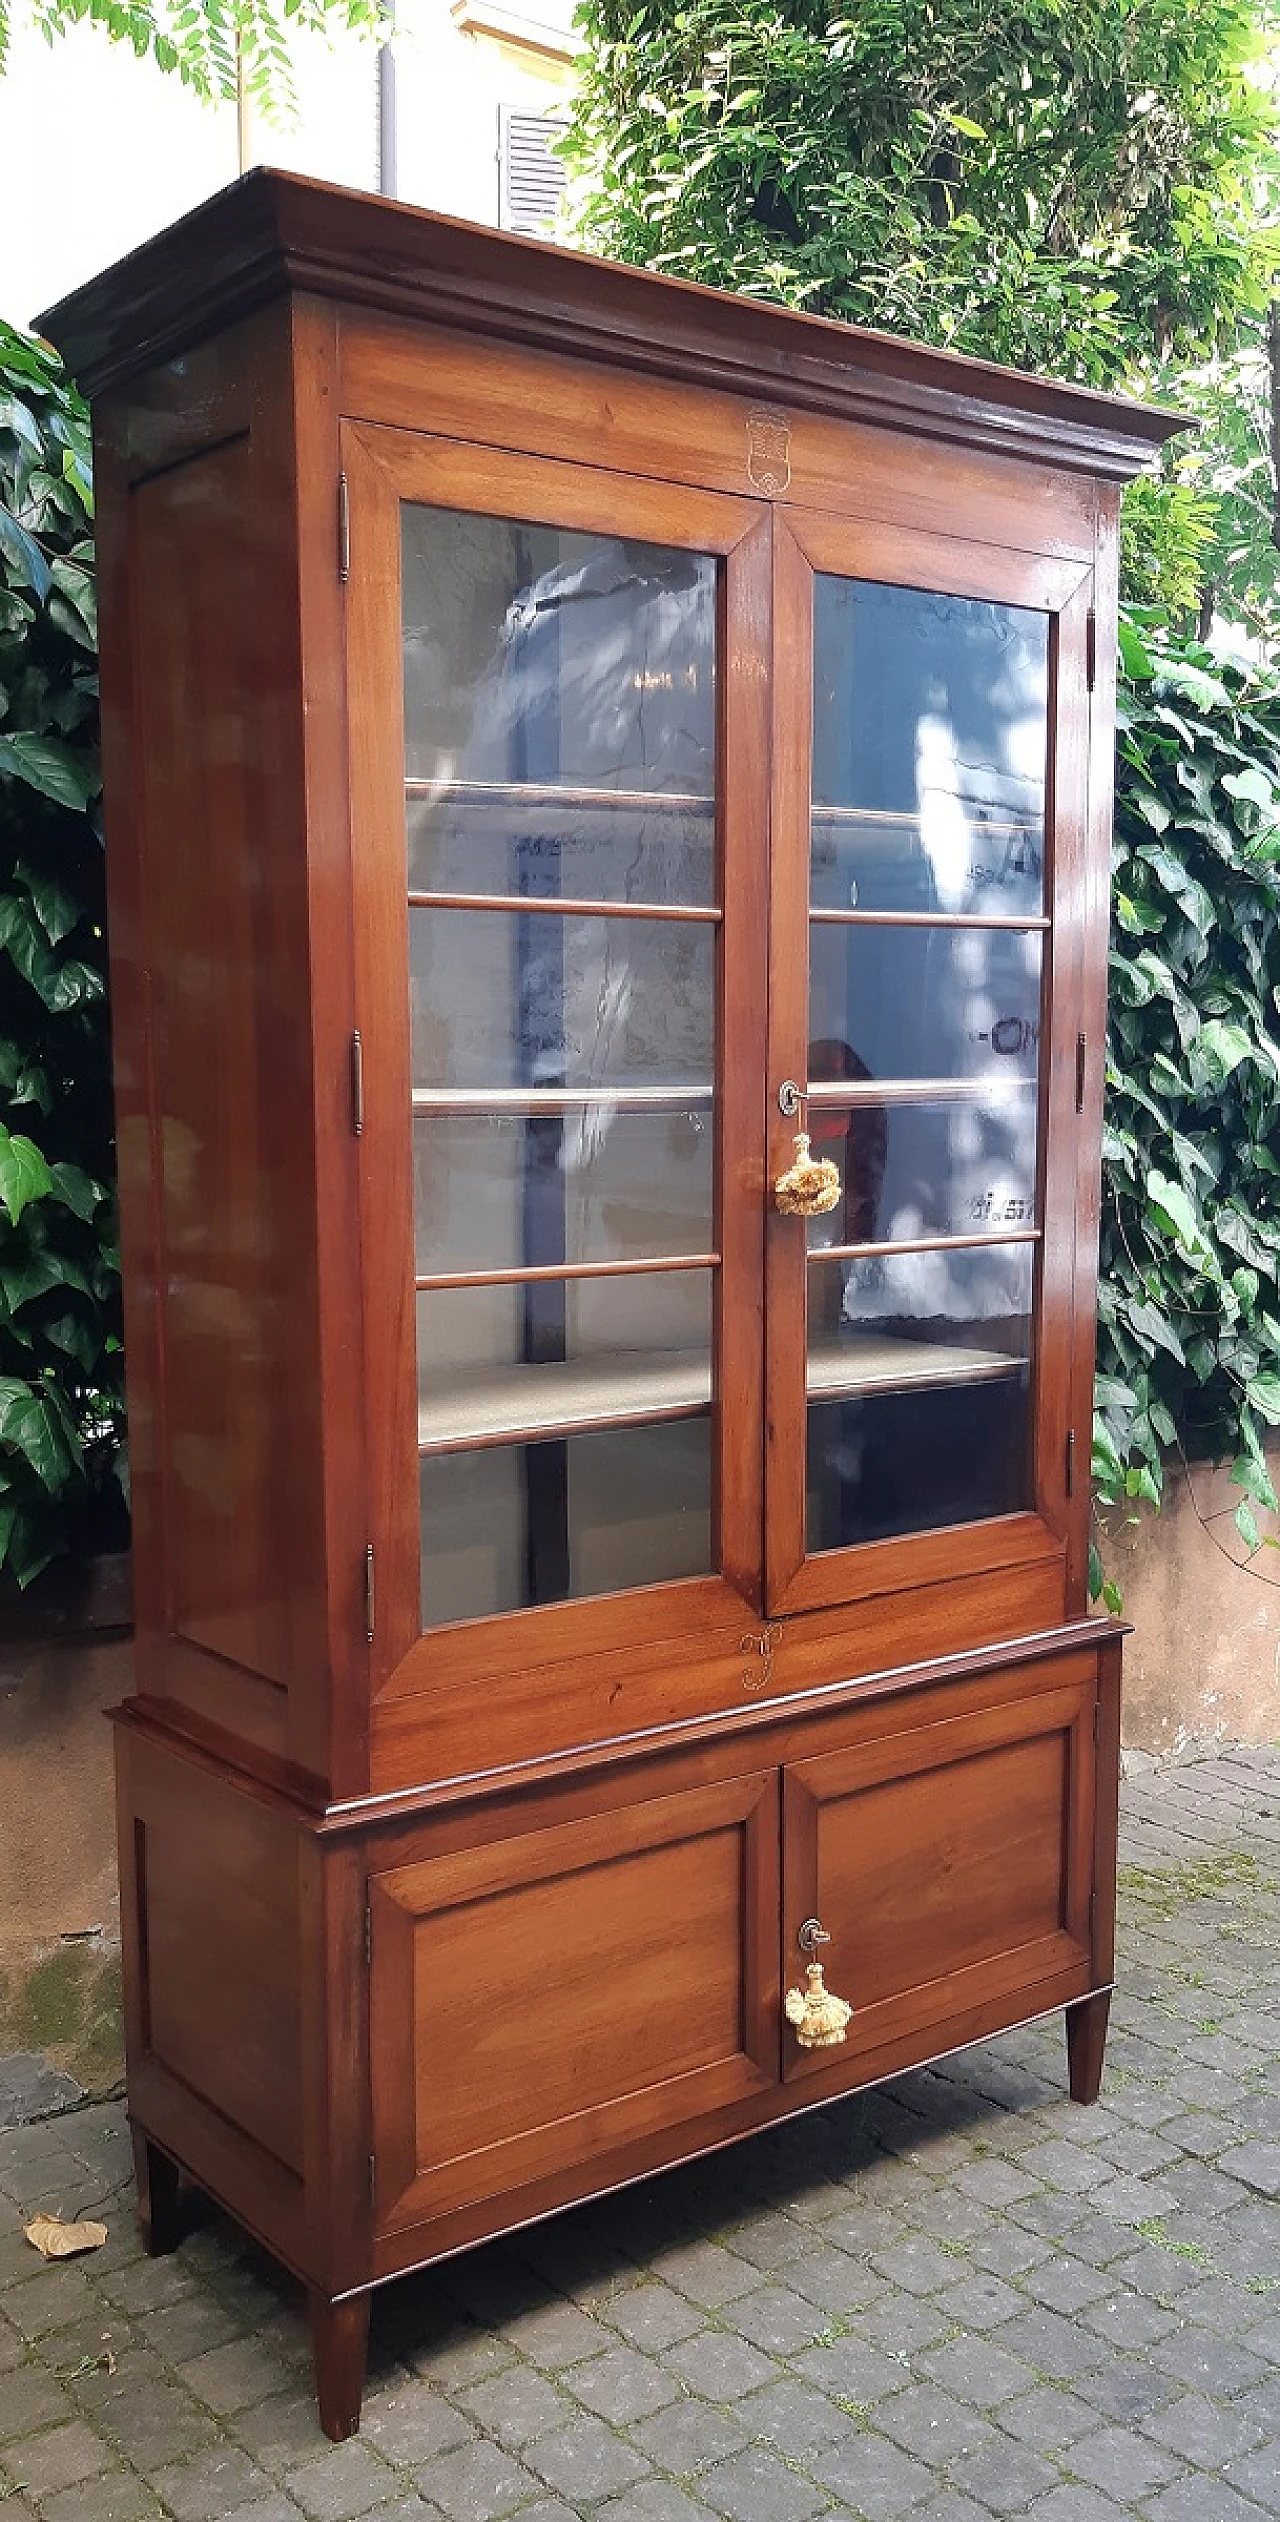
xmin=126 ymin=434 xmax=326 ymax=1700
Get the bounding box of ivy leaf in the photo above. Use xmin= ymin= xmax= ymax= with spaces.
xmin=0 ymin=1377 xmax=80 ymax=1490
xmin=1245 ymin=1372 xmax=1280 ymax=1425
xmin=1235 ymin=1499 xmax=1261 ymax=1553
xmin=0 ymin=1129 xmax=53 ymax=1226
xmin=1118 ymin=618 xmax=1154 ymax=680
xmin=1145 ymin=1168 xmax=1200 ymax=1251
xmin=0 ymin=732 xmax=96 ymax=810
xmin=0 ymin=504 xmax=52 ymax=599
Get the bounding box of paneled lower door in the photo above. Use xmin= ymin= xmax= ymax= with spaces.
xmin=369 ymin=1766 xmax=780 ymax=2228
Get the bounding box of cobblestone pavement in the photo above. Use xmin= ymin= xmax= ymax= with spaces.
xmin=1 ymin=1748 xmax=1277 ymax=2522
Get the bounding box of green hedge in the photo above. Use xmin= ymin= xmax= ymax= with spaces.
xmin=1092 ymin=611 xmax=1280 ymax=1598
xmin=0 ymin=323 xmax=124 ymax=1586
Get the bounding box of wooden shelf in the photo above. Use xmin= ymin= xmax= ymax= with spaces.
xmin=418 ymin=1346 xmax=712 ymax=1453
xmin=406 ymin=777 xmax=713 ymax=815
xmin=808 ymin=1331 xmax=1026 ymax=1403
xmin=417 ymin=1329 xmax=1025 ymax=1453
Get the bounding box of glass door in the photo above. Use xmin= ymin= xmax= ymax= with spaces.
xmin=765 ymin=512 xmax=1093 ymax=1616
xmin=344 ymin=429 xmax=769 ymax=1694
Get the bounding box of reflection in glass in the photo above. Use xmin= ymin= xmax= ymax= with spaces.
xmin=806 ymin=1377 xmax=1031 ymax=1550
xmin=414 ymin=1106 xmax=713 ymax=1279
xmin=808 ymin=921 xmax=1042 ymax=1087
xmin=402 ymin=507 xmax=716 ymax=904
xmin=811 ymin=578 xmax=1048 ymax=917
xmin=410 ymin=908 xmax=714 ymax=1093
xmin=416 ymin=1271 xmax=712 ymax=1446
xmin=420 ymin=1418 xmax=712 ymax=1625
xmin=804 ymin=1091 xmax=1038 ymax=1254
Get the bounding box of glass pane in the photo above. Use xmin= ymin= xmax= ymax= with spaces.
xmin=414 ymin=1105 xmax=713 ymax=1278
xmin=809 ymin=921 xmax=1042 ymax=1087
xmin=806 ymin=1377 xmax=1031 ymax=1550
xmin=806 ymin=1229 xmax=1034 ymax=1535
xmin=402 ymin=507 xmax=715 ymax=904
xmin=410 ymin=908 xmax=714 ymax=1093
xmin=807 ymin=1237 xmax=1034 ymax=1384
xmin=804 ymin=1090 xmax=1038 ymax=1253
xmin=417 ymin=1270 xmax=712 ymax=1447
xmin=811 ymin=579 xmax=1048 ymax=916
xmin=420 ymin=1418 xmax=712 ymax=1626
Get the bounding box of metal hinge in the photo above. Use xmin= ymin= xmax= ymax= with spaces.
xmin=364 ymin=1542 xmax=375 ymax=1644
xmin=364 ymin=1903 xmax=372 ymax=1966
xmin=338 ymin=470 xmax=351 ymax=584
xmin=1085 ymin=607 xmax=1097 ymax=691
xmin=1066 ymin=1427 xmax=1076 ymax=1498
xmin=1093 ymin=1700 xmax=1101 ymax=1747
xmin=368 ymin=2150 xmax=376 ymax=2202
xmin=351 ymin=1029 xmax=364 ymax=1137
xmin=1075 ymin=1031 xmax=1087 ymax=1113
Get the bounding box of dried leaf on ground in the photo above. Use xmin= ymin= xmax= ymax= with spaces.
xmin=23 ymin=2212 xmax=107 ymax=2259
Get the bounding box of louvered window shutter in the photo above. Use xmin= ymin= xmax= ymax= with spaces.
xmin=498 ymin=107 xmax=568 ymax=237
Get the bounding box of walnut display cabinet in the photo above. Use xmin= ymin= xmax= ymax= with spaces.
xmin=42 ymin=171 xmax=1182 ymax=2441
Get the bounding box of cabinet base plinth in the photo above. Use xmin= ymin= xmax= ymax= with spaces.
xmin=1065 ymin=1989 xmax=1111 ymax=2104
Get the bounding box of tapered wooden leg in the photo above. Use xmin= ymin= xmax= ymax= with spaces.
xmin=1066 ymin=1990 xmax=1111 ymax=2104
xmin=132 ymin=2129 xmax=183 ymax=2256
xmin=310 ymin=2291 xmax=371 ymax=2442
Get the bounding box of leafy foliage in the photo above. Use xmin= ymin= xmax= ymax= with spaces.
xmin=2 ymin=0 xmax=378 ymax=119
xmin=564 ymin=0 xmax=1278 ymax=389
xmin=1095 ymin=610 xmax=1280 ymax=1584
xmin=0 ymin=322 xmax=124 ymax=1586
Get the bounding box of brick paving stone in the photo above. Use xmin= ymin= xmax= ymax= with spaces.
xmin=597 ymin=2484 xmax=714 ymax=2522
xmin=665 ymin=2332 xmax=779 ymax=2402
xmin=875 ymin=2382 xmax=996 ymax=2463
xmin=218 ymin=2496 xmax=304 ymax=2522
xmin=150 ymin=2442 xmax=275 ymax=2519
xmin=807 ymin=2425 xmax=936 ymax=2518
xmin=1 ymin=2415 xmax=110 ymax=2497
xmin=944 ymin=2434 xmax=1062 ymax=2513
xmin=1142 ymin=2391 xmax=1268 ymax=2467
xmin=284 ymin=2440 xmax=398 ymax=2520
xmin=179 ymin=2333 xmax=283 ymax=2415
xmin=567 ymin=2344 xmax=680 ymax=2425
xmin=1064 ymin=2421 xmax=1186 ymax=2500
xmin=362 ymin=2381 xmax=478 ymax=2461
xmin=737 ymin=2375 xmax=859 ymax=2458
xmin=524 ymin=2414 xmax=649 ymax=2503
xmin=411 ymin=2439 xmax=540 ymax=2522
xmin=728 ymin=2287 xmax=832 ymax=2357
xmin=627 ymin=2397 xmax=748 ymax=2482
xmin=228 ymin=2384 xmax=341 ymax=2475
xmin=606 ymin=2286 xmax=705 ymax=2354
xmin=994 ymin=2386 xmax=1100 ymax=2454
xmin=1020 ymin=2489 xmax=1131 ymax=2522
xmin=1222 ymin=2443 xmax=1280 ymax=2512
xmin=0 ymin=2362 xmax=73 ymax=2440
xmin=40 ymin=2476 xmax=167 ymax=2522
xmin=1020 ymin=2259 xmax=1112 ymax=2316
xmin=1142 ymin=2480 xmax=1277 ymax=2522
xmin=699 ymin=2442 xmax=829 ymax=2522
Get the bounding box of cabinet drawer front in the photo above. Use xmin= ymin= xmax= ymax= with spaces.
xmin=783 ymin=1666 xmax=1095 ymax=2081
xmin=371 ymin=1770 xmax=779 ymax=2227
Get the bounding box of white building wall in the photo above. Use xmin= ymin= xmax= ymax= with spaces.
xmin=0 ymin=0 xmax=575 ymax=334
